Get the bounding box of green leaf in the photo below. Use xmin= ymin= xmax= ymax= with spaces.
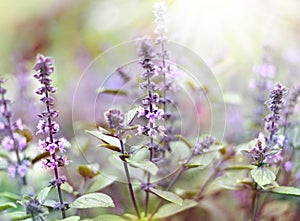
xmin=251 ymin=167 xmax=276 ymax=189
xmin=86 ymin=130 xmax=121 ymax=152
xmin=183 ymin=164 xmax=203 ymax=169
xmin=97 ymin=88 xmax=127 ymax=96
xmin=61 ymin=182 xmax=74 ymax=194
xmin=78 ymin=165 xmax=97 ymax=178
xmin=70 ymin=193 xmax=114 ymax=209
xmin=43 ymin=200 xmax=57 ymax=208
xmin=37 ymin=186 xmax=53 ymax=203
xmin=124 ymin=107 xmax=139 ymax=126
xmin=98 ymin=144 xmax=121 ymax=152
xmin=0 ymin=192 xmax=19 ymax=200
xmin=224 ymin=165 xmax=256 ymax=171
xmin=32 ymin=151 xmax=50 ymax=164
xmin=92 ymin=214 xmax=126 ymax=221
xmin=271 ymin=186 xmax=300 ymax=196
xmin=0 ymin=202 xmax=17 ymax=212
xmin=154 ymin=199 xmax=198 ymax=219
xmin=3 ymin=211 xmax=31 ymax=220
xmin=87 ymin=175 xmax=116 ymax=193
xmin=150 ymin=188 xmax=183 ymax=205
xmin=126 ymin=159 xmax=158 ymax=175
xmin=57 ymin=216 xmax=80 ymax=221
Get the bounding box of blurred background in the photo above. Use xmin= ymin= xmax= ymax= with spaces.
xmin=0 ymin=0 xmax=300 ymax=141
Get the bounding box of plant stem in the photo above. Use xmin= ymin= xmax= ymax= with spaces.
xmin=45 ymin=90 xmax=66 ymax=219
xmin=148 ymin=154 xmax=193 ymax=220
xmin=251 ymin=183 xmax=259 ymax=221
xmin=120 ymin=140 xmax=140 ymax=219
xmin=1 ymin=92 xmax=27 ymax=186
xmin=145 ymin=77 xmax=155 ymax=217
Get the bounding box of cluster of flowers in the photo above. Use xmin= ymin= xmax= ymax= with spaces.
xmin=136 ymin=40 xmax=165 ymax=140
xmin=264 ymin=83 xmax=287 ymax=142
xmin=192 ymin=135 xmax=215 ymax=155
xmin=245 ymin=84 xmax=287 ymax=167
xmin=33 ymin=54 xmax=69 ymax=177
xmin=0 ymin=79 xmax=30 ymax=180
xmin=245 ymin=133 xmax=282 ymax=167
xmin=104 ymin=109 xmax=125 ymax=138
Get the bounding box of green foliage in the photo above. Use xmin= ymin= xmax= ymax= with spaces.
xmin=0 ymin=202 xmax=17 ymax=212
xmin=150 ymin=188 xmax=183 ymax=205
xmin=271 ymin=186 xmax=300 ymax=196
xmin=86 ymin=175 xmax=116 ymax=193
xmin=86 ymin=130 xmax=121 ymax=152
xmin=250 ymin=167 xmax=277 ymax=189
xmin=70 ymin=193 xmax=114 ymax=209
xmin=57 ymin=216 xmax=81 ymax=221
xmin=126 ymin=159 xmax=158 ymax=176
xmin=154 ymin=199 xmax=198 ymax=219
xmin=37 ymin=186 xmax=53 ymax=204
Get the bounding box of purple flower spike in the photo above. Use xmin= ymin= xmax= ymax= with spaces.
xmin=33 ymin=54 xmax=69 ymax=218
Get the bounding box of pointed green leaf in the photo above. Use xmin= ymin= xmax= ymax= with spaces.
xmin=251 ymin=167 xmax=276 ymax=189
xmin=183 ymin=164 xmax=204 ymax=169
xmin=57 ymin=216 xmax=80 ymax=221
xmin=87 ymin=175 xmax=116 ymax=193
xmin=126 ymin=159 xmax=158 ymax=175
xmin=92 ymin=214 xmax=126 ymax=221
xmin=37 ymin=186 xmax=53 ymax=203
xmin=0 ymin=202 xmax=17 ymax=212
xmin=70 ymin=193 xmax=114 ymax=209
xmin=87 ymin=130 xmax=121 ymax=152
xmin=43 ymin=200 xmax=57 ymax=208
xmin=124 ymin=107 xmax=139 ymax=126
xmin=224 ymin=165 xmax=256 ymax=171
xmin=98 ymin=144 xmax=121 ymax=152
xmin=150 ymin=188 xmax=183 ymax=205
xmin=154 ymin=199 xmax=198 ymax=219
xmin=0 ymin=192 xmax=19 ymax=200
xmin=61 ymin=182 xmax=74 ymax=194
xmin=271 ymin=186 xmax=300 ymax=196
xmin=3 ymin=211 xmax=31 ymax=220
xmin=97 ymin=88 xmax=127 ymax=96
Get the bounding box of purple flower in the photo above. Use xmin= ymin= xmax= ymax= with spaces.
xmin=1 ymin=136 xmax=14 ymax=151
xmin=57 ymin=137 xmax=69 ymax=153
xmin=264 ymin=83 xmax=287 ymax=142
xmin=8 ymin=165 xmax=16 ymax=177
xmin=48 ymin=143 xmax=57 ymax=155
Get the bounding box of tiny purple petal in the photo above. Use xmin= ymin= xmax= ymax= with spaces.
xmin=8 ymin=165 xmax=16 ymax=177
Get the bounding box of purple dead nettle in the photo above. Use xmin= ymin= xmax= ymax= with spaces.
xmin=33 ymin=54 xmax=70 ymax=218
xmin=0 ymin=79 xmax=30 ymax=184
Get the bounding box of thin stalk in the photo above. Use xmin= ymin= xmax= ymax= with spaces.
xmin=145 ymin=77 xmax=155 ymax=216
xmin=120 ymin=140 xmax=140 ymax=219
xmin=251 ymin=183 xmax=259 ymax=221
xmin=194 ymin=171 xmax=218 ymax=202
xmin=45 ymin=90 xmax=66 ymax=219
xmin=149 ymin=154 xmax=193 ymax=220
xmin=1 ymin=92 xmax=27 ymax=186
